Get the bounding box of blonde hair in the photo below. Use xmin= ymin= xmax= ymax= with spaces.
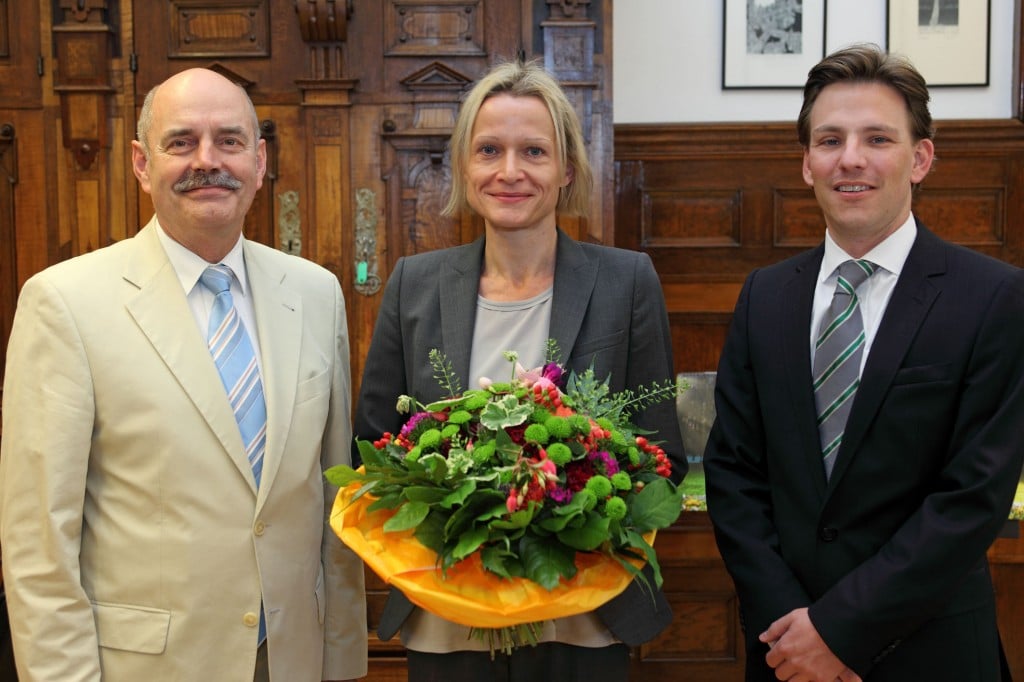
xmin=443 ymin=60 xmax=592 ymax=218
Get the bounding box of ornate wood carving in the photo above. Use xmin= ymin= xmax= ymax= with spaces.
xmin=52 ymin=0 xmax=115 ymax=170
xmin=384 ymin=0 xmax=484 ymax=57
xmin=167 ymin=0 xmax=270 ymax=58
xmin=295 ymin=0 xmax=355 ymax=92
xmin=381 ymin=61 xmax=471 ymax=264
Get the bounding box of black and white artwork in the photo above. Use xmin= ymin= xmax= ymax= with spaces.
xmin=747 ymin=0 xmax=803 ymax=55
xmin=723 ymin=0 xmax=824 ymax=89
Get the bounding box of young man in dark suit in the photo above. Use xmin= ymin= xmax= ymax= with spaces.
xmin=705 ymin=44 xmax=1024 ymax=681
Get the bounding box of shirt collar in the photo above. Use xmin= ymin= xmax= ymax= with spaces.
xmin=155 ymin=221 xmax=250 ymax=296
xmin=820 ymin=213 xmax=917 ymax=284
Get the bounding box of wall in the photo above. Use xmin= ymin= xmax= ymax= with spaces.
xmin=613 ymin=0 xmax=1016 ymax=123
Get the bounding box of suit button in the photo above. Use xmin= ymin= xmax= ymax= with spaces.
xmin=254 ymin=520 xmax=266 ymax=536
xmin=243 ymin=612 xmax=259 ymax=627
xmin=820 ymin=527 xmax=839 ymax=542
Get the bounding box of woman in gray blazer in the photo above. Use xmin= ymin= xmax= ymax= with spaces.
xmin=353 ymin=60 xmax=685 ymax=682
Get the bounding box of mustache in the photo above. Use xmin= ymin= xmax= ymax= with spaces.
xmin=173 ymin=170 xmax=243 ymax=192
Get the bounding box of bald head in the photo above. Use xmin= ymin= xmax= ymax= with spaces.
xmin=137 ymin=69 xmax=260 ymax=156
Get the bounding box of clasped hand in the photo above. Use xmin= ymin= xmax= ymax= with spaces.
xmin=760 ymin=608 xmax=862 ymax=682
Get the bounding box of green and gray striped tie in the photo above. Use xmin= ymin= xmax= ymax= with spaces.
xmin=813 ymin=259 xmax=876 ymax=478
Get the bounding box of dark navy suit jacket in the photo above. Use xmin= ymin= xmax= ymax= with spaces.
xmin=705 ymin=222 xmax=1024 ymax=679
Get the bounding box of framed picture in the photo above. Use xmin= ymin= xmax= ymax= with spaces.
xmin=887 ymin=0 xmax=990 ymax=87
xmin=722 ymin=0 xmax=826 ymax=89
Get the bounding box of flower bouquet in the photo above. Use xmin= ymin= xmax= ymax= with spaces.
xmin=326 ymin=341 xmax=685 ymax=655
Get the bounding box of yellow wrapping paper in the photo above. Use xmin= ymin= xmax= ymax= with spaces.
xmin=330 ymin=479 xmax=650 ymax=629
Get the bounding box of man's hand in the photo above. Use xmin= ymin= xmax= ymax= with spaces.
xmin=759 ymin=608 xmax=860 ymax=681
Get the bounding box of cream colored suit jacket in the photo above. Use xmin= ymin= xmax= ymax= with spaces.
xmin=0 ymin=219 xmax=367 ymax=681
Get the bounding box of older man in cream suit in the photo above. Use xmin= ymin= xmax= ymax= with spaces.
xmin=0 ymin=68 xmax=366 ymax=680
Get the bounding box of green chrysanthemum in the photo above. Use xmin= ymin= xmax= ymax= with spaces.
xmin=611 ymin=471 xmax=632 ymax=491
xmin=604 ymin=496 xmax=627 ymax=520
xmin=524 ymin=424 xmax=549 ymax=445
xmin=544 ymin=416 xmax=572 ymax=439
xmin=470 ymin=441 xmax=495 ymax=465
xmin=448 ymin=409 xmax=473 ymax=425
xmin=585 ymin=475 xmax=613 ymax=498
xmin=546 ymin=442 xmax=573 ymax=466
xmin=418 ymin=428 xmax=442 ymax=449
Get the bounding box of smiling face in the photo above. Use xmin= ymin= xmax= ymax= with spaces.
xmin=802 ymin=81 xmax=934 ymax=256
xmin=132 ymin=68 xmax=266 ymax=261
xmin=464 ymin=93 xmax=572 ymax=235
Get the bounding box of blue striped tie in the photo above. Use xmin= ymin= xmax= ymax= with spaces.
xmin=200 ymin=265 xmax=267 ymax=487
xmin=813 ymin=259 xmax=876 ymax=478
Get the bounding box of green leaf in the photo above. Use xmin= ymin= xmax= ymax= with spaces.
xmin=383 ymin=501 xmax=430 ymax=532
xmin=480 ymin=544 xmax=525 ymax=579
xmin=356 ymin=439 xmax=381 ymax=464
xmin=629 ymin=478 xmax=683 ymax=532
xmin=413 ymin=510 xmax=448 ymax=556
xmin=441 ymin=480 xmax=477 ymax=509
xmin=366 ymin=491 xmax=403 ymax=512
xmin=324 ymin=464 xmax=361 ymax=487
xmin=452 ymin=525 xmax=489 ymax=560
xmin=488 ymin=503 xmax=537 ymax=530
xmin=479 ymin=394 xmax=533 ymax=430
xmin=556 ymin=511 xmax=610 ymax=551
xmin=403 ymin=486 xmax=450 ymax=504
xmin=623 ymin=528 xmax=663 ymax=588
xmin=520 ymin=534 xmax=577 ymax=590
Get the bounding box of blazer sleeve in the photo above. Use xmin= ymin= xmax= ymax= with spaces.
xmin=320 ymin=278 xmax=369 ymax=679
xmin=703 ymin=270 xmax=815 ymax=638
xmin=0 ymin=275 xmax=104 ymax=681
xmin=626 ymin=252 xmax=687 ymax=484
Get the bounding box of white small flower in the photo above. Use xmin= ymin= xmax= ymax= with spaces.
xmin=503 ymin=350 xmax=519 ymax=363
xmin=478 ymin=376 xmax=493 ymax=389
xmin=396 ymin=395 xmax=414 ymax=413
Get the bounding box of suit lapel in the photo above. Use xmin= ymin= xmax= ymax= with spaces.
xmin=782 ymin=248 xmax=831 ymax=499
xmin=123 ymin=220 xmax=256 ymax=492
xmin=244 ymin=242 xmax=302 ymax=507
xmin=550 ymin=230 xmax=598 ymax=360
xmin=829 ymin=225 xmax=945 ymax=484
xmin=439 ymin=239 xmax=485 ymax=386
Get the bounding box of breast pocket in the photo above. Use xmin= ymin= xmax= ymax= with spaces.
xmin=92 ymin=601 xmax=171 ymax=654
xmin=294 ymin=366 xmax=331 ymax=405
xmin=890 ymin=362 xmax=952 ymax=386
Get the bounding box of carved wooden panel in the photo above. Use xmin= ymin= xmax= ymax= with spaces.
xmin=167 ymin=0 xmax=269 ymax=58
xmin=383 ymin=0 xmax=485 ymax=57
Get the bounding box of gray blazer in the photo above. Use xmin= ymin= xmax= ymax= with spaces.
xmin=354 ymin=229 xmax=686 ymax=646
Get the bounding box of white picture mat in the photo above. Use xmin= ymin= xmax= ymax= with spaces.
xmin=723 ymin=0 xmax=826 ymax=88
xmin=887 ymin=0 xmax=990 ymax=86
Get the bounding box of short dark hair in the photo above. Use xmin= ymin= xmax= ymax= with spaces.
xmin=797 ymin=43 xmax=934 ymax=147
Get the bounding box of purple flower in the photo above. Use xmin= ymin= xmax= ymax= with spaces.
xmin=588 ymin=450 xmax=620 ymax=476
xmin=399 ymin=412 xmax=431 ymax=439
xmin=547 ymin=486 xmax=573 ymax=504
xmin=542 ymin=362 xmax=567 ymax=390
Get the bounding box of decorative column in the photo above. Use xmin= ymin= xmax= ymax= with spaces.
xmin=293 ymin=0 xmax=357 ymax=282
xmin=53 ymin=0 xmax=115 ymax=170
xmin=541 ymin=0 xmax=608 ymax=244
